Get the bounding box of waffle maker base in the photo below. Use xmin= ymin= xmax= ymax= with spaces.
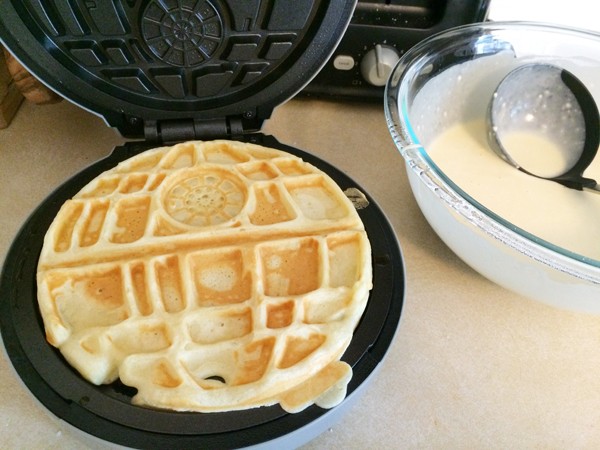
xmin=0 ymin=134 xmax=404 ymax=449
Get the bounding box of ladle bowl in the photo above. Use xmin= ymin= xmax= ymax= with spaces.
xmin=385 ymin=22 xmax=600 ymax=312
xmin=488 ymin=63 xmax=600 ymax=190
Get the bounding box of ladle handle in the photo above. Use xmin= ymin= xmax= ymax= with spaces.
xmin=552 ymin=175 xmax=600 ymax=193
xmin=553 ymin=69 xmax=600 ymax=194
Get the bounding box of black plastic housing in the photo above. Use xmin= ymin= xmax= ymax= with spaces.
xmin=0 ymin=135 xmax=404 ymax=449
xmin=0 ymin=0 xmax=356 ymax=138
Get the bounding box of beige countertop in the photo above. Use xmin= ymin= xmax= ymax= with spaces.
xmin=2 ymin=97 xmax=600 ymax=449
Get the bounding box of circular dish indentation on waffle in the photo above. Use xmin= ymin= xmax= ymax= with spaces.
xmin=162 ymin=168 xmax=247 ymax=226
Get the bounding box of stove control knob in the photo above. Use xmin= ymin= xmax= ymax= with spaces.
xmin=360 ymin=45 xmax=400 ymax=87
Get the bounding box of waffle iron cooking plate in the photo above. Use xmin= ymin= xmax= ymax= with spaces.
xmin=0 ymin=2 xmax=404 ymax=448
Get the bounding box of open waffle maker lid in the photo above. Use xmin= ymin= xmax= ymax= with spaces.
xmin=0 ymin=0 xmax=356 ymax=139
xmin=0 ymin=1 xmax=405 ymax=449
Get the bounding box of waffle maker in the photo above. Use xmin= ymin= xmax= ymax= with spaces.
xmin=0 ymin=1 xmax=404 ymax=449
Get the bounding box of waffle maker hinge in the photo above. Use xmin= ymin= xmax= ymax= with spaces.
xmin=143 ymin=115 xmax=263 ymax=145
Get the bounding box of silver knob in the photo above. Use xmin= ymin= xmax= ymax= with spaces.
xmin=360 ymin=44 xmax=400 ymax=87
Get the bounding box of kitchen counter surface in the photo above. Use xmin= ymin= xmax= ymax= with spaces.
xmin=2 ymin=95 xmax=600 ymax=449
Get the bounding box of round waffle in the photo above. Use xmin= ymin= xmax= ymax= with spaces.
xmin=36 ymin=140 xmax=372 ymax=413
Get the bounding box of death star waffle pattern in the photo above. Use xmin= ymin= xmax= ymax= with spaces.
xmin=36 ymin=140 xmax=372 ymax=413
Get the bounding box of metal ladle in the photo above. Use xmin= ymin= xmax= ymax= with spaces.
xmin=487 ymin=63 xmax=600 ymax=191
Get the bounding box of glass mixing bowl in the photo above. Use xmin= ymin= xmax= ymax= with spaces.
xmin=385 ymin=22 xmax=600 ymax=312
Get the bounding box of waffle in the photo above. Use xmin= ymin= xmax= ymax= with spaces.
xmin=36 ymin=140 xmax=372 ymax=413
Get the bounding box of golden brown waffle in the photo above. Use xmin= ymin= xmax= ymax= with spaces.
xmin=36 ymin=140 xmax=372 ymax=413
